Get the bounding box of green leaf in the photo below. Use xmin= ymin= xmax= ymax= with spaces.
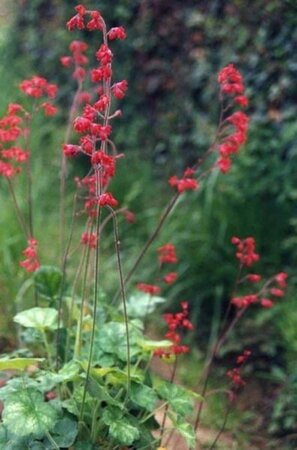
xmin=2 ymin=388 xmax=58 ymax=438
xmin=34 ymin=266 xmax=62 ymax=300
xmin=43 ymin=416 xmax=78 ymax=449
xmin=102 ymin=407 xmax=140 ymax=445
xmin=171 ymin=417 xmax=196 ymax=449
xmin=96 ymin=322 xmax=141 ymax=361
xmin=138 ymin=339 xmax=172 ymax=352
xmin=0 ymin=358 xmax=44 ymax=371
xmin=130 ymin=382 xmax=158 ymax=412
xmin=14 ymin=307 xmax=58 ymax=330
xmin=125 ymin=292 xmax=166 ymax=318
xmin=109 ymin=419 xmax=140 ymax=446
xmin=156 ymin=381 xmax=196 ymax=416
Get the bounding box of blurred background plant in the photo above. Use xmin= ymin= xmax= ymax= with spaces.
xmin=0 ymin=0 xmax=296 ymax=447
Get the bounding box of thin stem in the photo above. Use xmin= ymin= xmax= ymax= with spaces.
xmin=6 ymin=178 xmax=29 ymax=237
xmin=56 ymin=193 xmax=78 ymax=369
xmin=74 ymin=240 xmax=92 ymax=359
xmin=113 ymin=192 xmax=180 ymax=302
xmin=108 ymin=206 xmax=131 ymax=398
xmin=45 ymin=431 xmax=59 ymax=450
xmin=160 ymin=357 xmax=178 ymax=446
xmin=208 ymin=400 xmax=232 ymax=450
xmin=60 ymin=81 xmax=82 ymax=263
xmin=79 ymin=169 xmax=102 ymax=424
xmin=42 ymin=330 xmax=54 ymax=371
xmin=194 ymin=308 xmax=245 ymax=432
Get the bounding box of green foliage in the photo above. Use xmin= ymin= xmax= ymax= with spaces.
xmin=2 ymin=388 xmax=58 ymax=438
xmin=34 ymin=266 xmax=63 ymax=302
xmin=14 ymin=307 xmax=58 ymax=331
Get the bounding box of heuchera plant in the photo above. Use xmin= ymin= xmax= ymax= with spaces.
xmin=0 ymin=4 xmax=288 ymax=450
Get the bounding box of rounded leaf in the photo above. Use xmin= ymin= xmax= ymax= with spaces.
xmin=14 ymin=307 xmax=58 ymax=330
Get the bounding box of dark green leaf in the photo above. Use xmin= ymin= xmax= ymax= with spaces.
xmin=34 ymin=266 xmax=62 ymax=300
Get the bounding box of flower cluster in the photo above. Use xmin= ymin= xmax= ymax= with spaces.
xmin=81 ymin=231 xmax=98 ymax=249
xmin=19 ymin=76 xmax=57 ymax=100
xmin=227 ymin=349 xmax=251 ymax=388
xmin=157 ymin=243 xmax=178 ymax=265
xmin=63 ymin=5 xmax=128 ymax=217
xmin=154 ymin=302 xmax=193 ymax=358
xmin=216 ymin=64 xmax=249 ymax=174
xmin=0 ymin=76 xmax=58 ymax=179
xmin=231 ymin=236 xmax=260 ymax=267
xmin=19 ymin=238 xmax=40 ymax=273
xmin=230 ymin=237 xmax=288 ymax=310
xmin=168 ymin=167 xmax=199 ymax=193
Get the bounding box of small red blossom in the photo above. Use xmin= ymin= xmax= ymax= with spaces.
xmin=275 ymin=272 xmax=288 ymax=288
xmin=67 ymin=14 xmax=85 ymax=31
xmin=247 ymin=274 xmax=262 ymax=283
xmin=87 ymin=11 xmax=103 ymax=31
xmin=73 ymin=116 xmax=91 ymax=133
xmin=269 ymin=288 xmax=284 ymax=298
xmin=168 ymin=167 xmax=199 ymax=193
xmin=137 ymin=283 xmax=161 ymax=295
xmin=74 ymin=4 xmax=86 ymax=16
xmin=112 ymin=80 xmax=128 ymax=100
xmin=96 ymin=44 xmax=113 ymax=65
xmin=41 ymin=102 xmax=58 ymax=117
xmin=218 ymin=64 xmax=245 ymax=96
xmin=261 ymin=298 xmax=274 ymax=308
xmin=62 ymin=144 xmax=80 ymax=158
xmin=157 ymin=243 xmax=178 ymax=264
xmin=122 ymin=210 xmax=135 ymax=223
xmin=19 ymin=238 xmax=40 ymax=273
xmin=98 ymin=192 xmax=118 ymax=207
xmin=81 ymin=231 xmax=97 ymax=249
xmin=163 ymin=272 xmax=178 ymax=285
xmin=108 ymin=26 xmax=127 ymax=40
xmin=231 ymin=236 xmax=260 ymax=267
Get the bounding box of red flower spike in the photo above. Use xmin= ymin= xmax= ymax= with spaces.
xmin=154 ymin=302 xmax=193 ymax=358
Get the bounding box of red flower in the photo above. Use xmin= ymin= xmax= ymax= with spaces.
xmin=108 ymin=26 xmax=127 ymax=40
xmin=163 ymin=272 xmax=178 ymax=285
xmin=112 ymin=80 xmax=128 ymax=100
xmin=98 ymin=192 xmax=118 ymax=207
xmin=20 ymin=238 xmax=40 ymax=273
xmin=81 ymin=231 xmax=97 ymax=249
xmin=157 ymin=243 xmax=178 ymax=264
xmin=137 ymin=283 xmax=161 ymax=295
